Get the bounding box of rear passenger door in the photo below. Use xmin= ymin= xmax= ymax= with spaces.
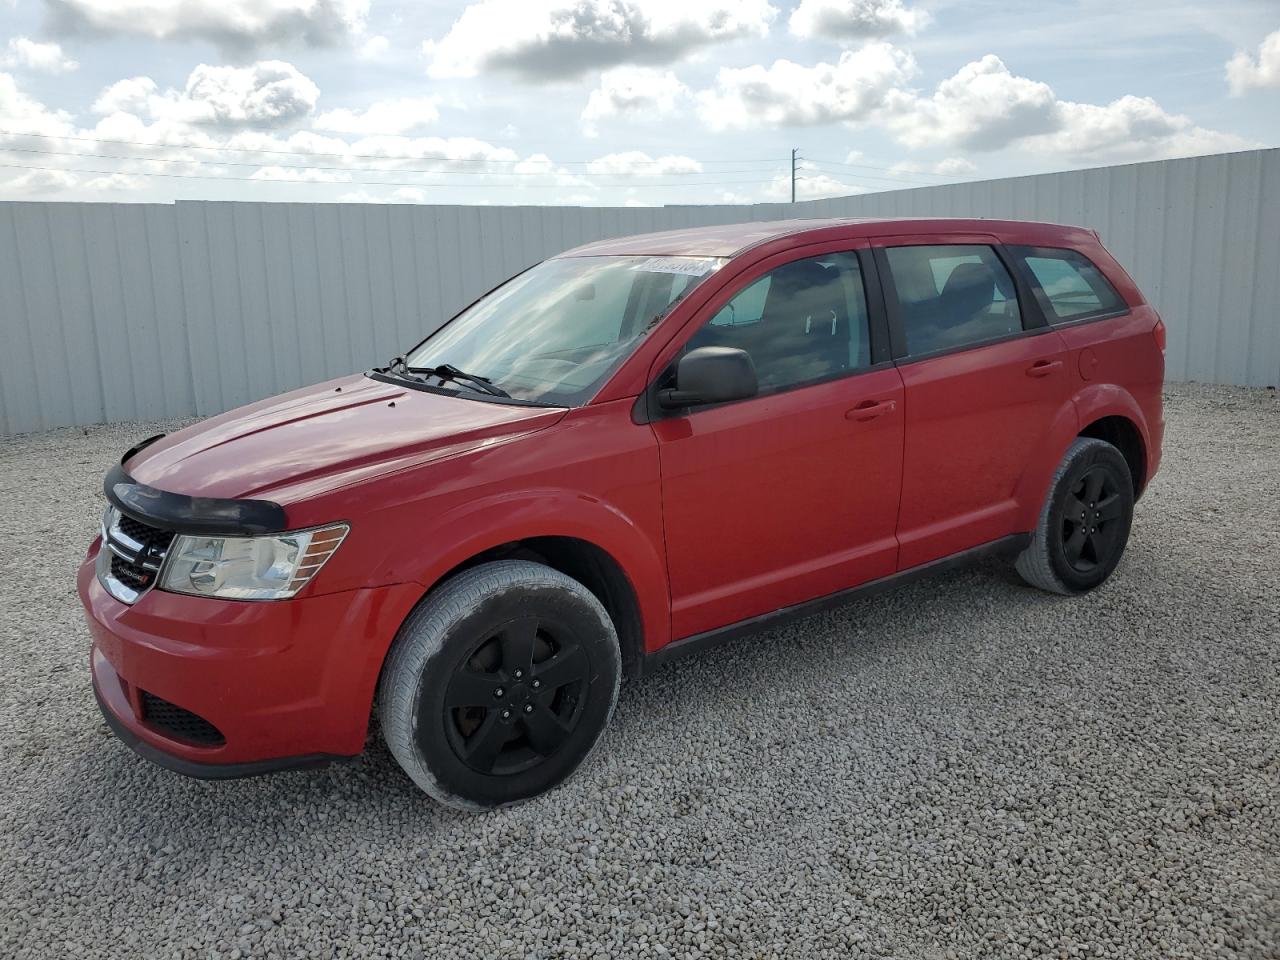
xmin=873 ymin=235 xmax=1072 ymax=570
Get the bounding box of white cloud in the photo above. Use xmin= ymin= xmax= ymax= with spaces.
xmin=511 ymin=153 xmax=593 ymax=188
xmin=92 ymin=76 xmax=157 ymax=115
xmin=358 ymin=34 xmax=389 ymax=60
xmin=586 ymin=150 xmax=701 ymax=175
xmin=81 ymin=171 xmax=143 ymax=191
xmin=45 ymin=0 xmax=370 ymax=54
xmin=886 ymin=54 xmax=1254 ymax=162
xmin=248 ymin=164 xmax=350 ymax=182
xmin=1226 ymin=30 xmax=1280 ymax=95
xmin=1 ymin=37 xmax=79 ymax=74
xmin=885 ymin=54 xmax=1058 ymax=150
xmin=788 ymin=0 xmax=926 ymax=41
xmin=314 ymin=97 xmax=439 ymax=136
xmin=0 ymin=68 xmax=603 ymax=201
xmin=1033 ymin=94 xmax=1253 ymax=163
xmin=424 ymin=0 xmax=776 ymax=81
xmin=337 ymin=189 xmax=389 ymax=202
xmin=793 ymin=170 xmax=867 ymax=199
xmin=741 ymin=168 xmax=866 ymax=202
xmin=696 ymin=43 xmax=915 ymax=130
xmin=932 ymin=156 xmax=977 ymax=175
xmin=888 ymin=157 xmax=978 ymax=176
xmin=93 ymin=61 xmax=320 ymax=130
xmin=581 ymin=66 xmax=688 ymax=135
xmin=0 ymin=71 xmax=76 ymax=139
xmin=3 ymin=168 xmax=80 ymax=195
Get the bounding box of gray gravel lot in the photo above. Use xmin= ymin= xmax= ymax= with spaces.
xmin=0 ymin=382 xmax=1277 ymax=959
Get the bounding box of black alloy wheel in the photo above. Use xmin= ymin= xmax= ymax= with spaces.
xmin=378 ymin=560 xmax=621 ymax=810
xmin=1060 ymin=465 xmax=1126 ymax=573
xmin=1014 ymin=436 xmax=1135 ymax=595
xmin=443 ymin=616 xmax=590 ymax=776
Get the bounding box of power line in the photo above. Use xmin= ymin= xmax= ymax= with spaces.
xmin=0 ymin=158 xmax=780 ymax=190
xmin=0 ymin=143 xmax=783 ymax=180
xmin=795 ymin=162 xmax=964 ymax=188
xmin=802 ymin=156 xmax=978 ymax=181
xmin=0 ymin=128 xmax=790 ymax=167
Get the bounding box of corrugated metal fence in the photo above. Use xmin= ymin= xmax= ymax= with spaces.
xmin=2 ymin=147 xmax=1276 ymax=435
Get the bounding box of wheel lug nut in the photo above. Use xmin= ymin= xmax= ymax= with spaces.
xmin=513 ymin=669 xmax=523 ymax=679
xmin=523 ymin=703 xmax=534 ymax=714
xmin=493 ymin=687 xmax=505 ymax=698
xmin=501 ymin=709 xmax=511 ymax=719
xmin=531 ymin=679 xmax=541 ymax=689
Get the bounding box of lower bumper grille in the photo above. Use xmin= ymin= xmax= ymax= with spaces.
xmin=139 ymin=691 xmax=226 ymax=747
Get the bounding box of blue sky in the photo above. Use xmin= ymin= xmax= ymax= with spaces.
xmin=0 ymin=0 xmax=1277 ymax=205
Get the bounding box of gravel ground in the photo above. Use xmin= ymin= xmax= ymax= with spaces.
xmin=0 ymin=382 xmax=1277 ymax=960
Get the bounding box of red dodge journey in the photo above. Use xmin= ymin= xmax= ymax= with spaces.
xmin=80 ymin=217 xmax=1165 ymax=809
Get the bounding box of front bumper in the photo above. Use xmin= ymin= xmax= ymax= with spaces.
xmin=79 ymin=541 xmax=423 ymax=776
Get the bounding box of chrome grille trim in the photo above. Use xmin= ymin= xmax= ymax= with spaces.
xmin=97 ymin=507 xmax=176 ymax=604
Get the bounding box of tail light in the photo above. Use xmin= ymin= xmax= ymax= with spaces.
xmin=1152 ymin=317 xmax=1167 ymax=353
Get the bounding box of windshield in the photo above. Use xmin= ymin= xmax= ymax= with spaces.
xmin=404 ymin=254 xmax=727 ymax=405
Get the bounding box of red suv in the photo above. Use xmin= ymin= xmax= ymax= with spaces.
xmin=80 ymin=218 xmax=1164 ymax=809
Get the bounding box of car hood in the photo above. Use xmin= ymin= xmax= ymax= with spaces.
xmin=125 ymin=374 xmax=567 ymax=503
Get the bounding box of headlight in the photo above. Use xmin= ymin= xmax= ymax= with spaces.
xmin=159 ymin=524 xmax=349 ymax=601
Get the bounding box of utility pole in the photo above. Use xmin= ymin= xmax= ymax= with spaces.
xmin=791 ymin=148 xmax=797 ymax=203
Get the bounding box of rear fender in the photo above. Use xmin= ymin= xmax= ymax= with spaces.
xmin=1011 ymin=398 xmax=1081 ymax=531
xmin=1012 ymin=384 xmax=1152 ymax=529
xmin=1072 ymin=383 xmax=1156 ymax=492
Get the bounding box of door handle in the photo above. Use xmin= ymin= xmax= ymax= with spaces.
xmin=846 ymin=399 xmax=896 ymax=421
xmin=1026 ymin=359 xmax=1063 ymax=378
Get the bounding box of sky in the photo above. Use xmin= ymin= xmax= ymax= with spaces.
xmin=0 ymin=0 xmax=1277 ymax=206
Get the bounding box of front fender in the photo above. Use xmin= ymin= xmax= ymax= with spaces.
xmin=384 ymin=487 xmax=671 ymax=655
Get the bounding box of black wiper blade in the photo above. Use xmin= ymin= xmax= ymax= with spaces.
xmin=417 ymin=363 xmax=511 ymax=398
xmin=379 ymin=356 xmax=510 ymax=398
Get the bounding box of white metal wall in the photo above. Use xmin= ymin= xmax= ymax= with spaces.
xmin=1 ymin=148 xmax=1276 ymax=435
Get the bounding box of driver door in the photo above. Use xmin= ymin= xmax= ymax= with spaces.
xmin=652 ymin=241 xmax=906 ymax=640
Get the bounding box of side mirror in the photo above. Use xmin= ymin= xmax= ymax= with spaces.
xmin=658 ymin=346 xmax=758 ymax=410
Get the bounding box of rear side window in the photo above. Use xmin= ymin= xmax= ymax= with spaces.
xmin=1010 ymin=245 xmax=1126 ymax=322
xmin=882 ymin=244 xmax=1023 ymax=356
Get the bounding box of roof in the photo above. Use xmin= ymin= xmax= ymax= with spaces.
xmin=558 ymin=218 xmax=862 ymax=258
xmin=557 ymin=216 xmax=1089 ymax=258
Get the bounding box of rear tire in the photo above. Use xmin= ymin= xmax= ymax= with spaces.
xmin=378 ymin=560 xmax=621 ymax=811
xmin=1015 ymin=437 xmax=1134 ymax=595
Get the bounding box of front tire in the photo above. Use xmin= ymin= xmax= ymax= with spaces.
xmin=378 ymin=560 xmax=621 ymax=810
xmin=1015 ymin=437 xmax=1135 ymax=595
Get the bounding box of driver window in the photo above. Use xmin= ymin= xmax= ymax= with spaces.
xmin=689 ymin=252 xmax=870 ymax=392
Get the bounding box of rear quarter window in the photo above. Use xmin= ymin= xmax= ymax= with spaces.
xmin=1010 ymin=245 xmax=1127 ymax=323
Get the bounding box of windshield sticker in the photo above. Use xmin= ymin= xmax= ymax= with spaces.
xmin=631 ymin=257 xmax=722 ymax=277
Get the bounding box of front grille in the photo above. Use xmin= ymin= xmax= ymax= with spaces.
xmin=110 ymin=553 xmax=154 ymax=591
xmin=118 ymin=514 xmax=176 ymax=553
xmin=139 ymin=691 xmax=226 ymax=747
xmin=100 ymin=510 xmax=176 ymax=603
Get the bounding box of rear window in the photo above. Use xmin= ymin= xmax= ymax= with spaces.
xmin=1010 ymin=246 xmax=1126 ymax=322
